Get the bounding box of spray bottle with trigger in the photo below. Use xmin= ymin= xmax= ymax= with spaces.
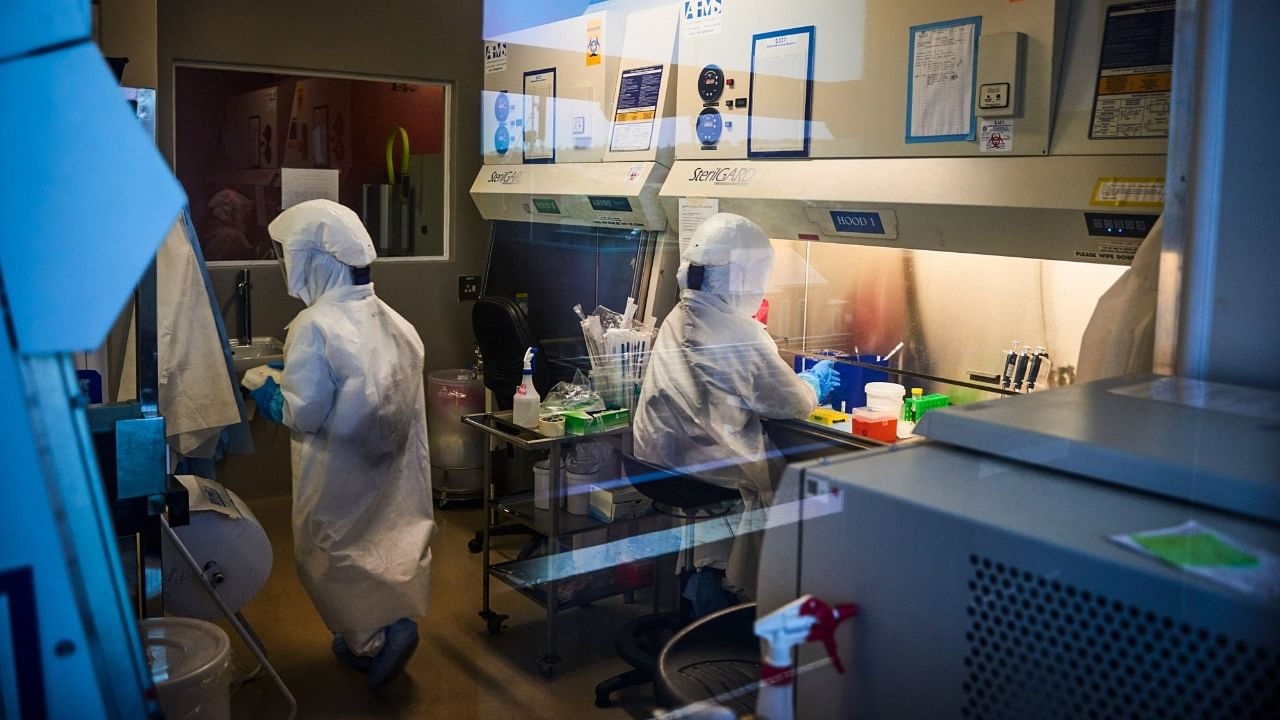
xmin=513 ymin=347 xmax=541 ymax=429
xmin=754 ymin=595 xmax=859 ymax=720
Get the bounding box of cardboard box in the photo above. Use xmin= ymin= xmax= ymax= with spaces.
xmin=589 ymin=482 xmax=652 ymax=523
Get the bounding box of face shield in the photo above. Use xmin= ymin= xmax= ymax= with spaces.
xmin=679 ymin=213 xmax=774 ymax=315
xmin=267 ymin=200 xmax=378 ymax=306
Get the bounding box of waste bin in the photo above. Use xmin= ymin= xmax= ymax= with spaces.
xmin=427 ymin=369 xmax=485 ymax=504
xmin=140 ymin=617 xmax=232 ymax=719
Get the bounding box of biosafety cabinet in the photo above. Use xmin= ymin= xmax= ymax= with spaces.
xmin=482 ymin=11 xmax=627 ymax=165
xmin=660 ymin=0 xmax=1175 ymax=396
xmin=472 ymin=5 xmax=686 ymax=357
xmin=481 ymin=5 xmax=683 ymax=168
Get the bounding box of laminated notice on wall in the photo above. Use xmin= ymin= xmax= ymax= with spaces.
xmin=1089 ymin=1 xmax=1175 ymax=139
xmin=678 ymin=197 xmax=718 ymax=250
xmin=609 ymin=65 xmax=663 ymax=152
xmin=906 ymin=17 xmax=981 ymax=143
xmin=748 ymin=27 xmax=814 ymax=156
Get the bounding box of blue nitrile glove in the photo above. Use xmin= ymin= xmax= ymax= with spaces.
xmin=250 ymin=377 xmax=285 ymax=424
xmin=267 ymin=360 xmax=284 ymax=370
xmin=798 ymin=359 xmax=842 ymax=405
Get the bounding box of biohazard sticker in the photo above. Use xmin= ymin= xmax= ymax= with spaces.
xmin=586 ymin=19 xmax=603 ymax=66
xmin=979 ymin=119 xmax=1013 ymax=153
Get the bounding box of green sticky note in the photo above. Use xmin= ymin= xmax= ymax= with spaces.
xmin=1133 ymin=531 xmax=1259 ymax=568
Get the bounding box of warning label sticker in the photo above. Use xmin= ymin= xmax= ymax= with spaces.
xmin=1091 ymin=177 xmax=1165 ymax=207
xmin=1089 ymin=1 xmax=1175 ymax=139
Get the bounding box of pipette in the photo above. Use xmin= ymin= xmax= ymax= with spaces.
xmin=1000 ymin=341 xmax=1020 ymax=390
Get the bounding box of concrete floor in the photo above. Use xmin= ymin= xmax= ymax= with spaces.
xmin=225 ymin=495 xmax=658 ymax=719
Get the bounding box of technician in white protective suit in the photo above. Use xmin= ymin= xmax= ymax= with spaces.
xmin=251 ymin=199 xmax=435 ymax=688
xmin=633 ymin=213 xmax=839 ymax=597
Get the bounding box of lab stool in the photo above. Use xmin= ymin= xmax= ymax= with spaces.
xmin=594 ymin=455 xmax=739 ymax=708
xmin=656 ymin=602 xmax=759 ymax=716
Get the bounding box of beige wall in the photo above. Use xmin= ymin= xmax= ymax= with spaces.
xmin=156 ymin=0 xmax=488 ymax=375
xmin=98 ymin=0 xmax=158 ymax=88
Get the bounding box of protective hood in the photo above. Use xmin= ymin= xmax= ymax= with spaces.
xmin=678 ymin=212 xmax=773 ymax=316
xmin=268 ymin=199 xmax=377 ymax=306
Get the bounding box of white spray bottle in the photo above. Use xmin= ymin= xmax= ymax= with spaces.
xmin=513 ymin=347 xmax=541 ymax=429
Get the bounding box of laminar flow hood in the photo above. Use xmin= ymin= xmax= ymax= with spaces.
xmin=470 ymin=160 xmax=670 ymax=231
xmin=659 ymin=155 xmax=1165 ymax=265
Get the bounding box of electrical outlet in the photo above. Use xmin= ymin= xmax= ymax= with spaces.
xmin=458 ymin=275 xmax=481 ymax=301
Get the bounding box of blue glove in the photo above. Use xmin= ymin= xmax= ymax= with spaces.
xmin=250 ymin=377 xmax=285 ymax=424
xmin=267 ymin=360 xmax=284 ymax=370
xmin=798 ymin=360 xmax=841 ymax=405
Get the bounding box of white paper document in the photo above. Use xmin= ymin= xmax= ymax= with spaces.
xmin=523 ymin=70 xmax=556 ymax=161
xmin=678 ymin=197 xmax=718 ymax=250
xmin=749 ymin=30 xmax=812 ymax=154
xmin=281 ymin=168 xmax=339 ymax=209
xmin=909 ymin=20 xmax=978 ymax=140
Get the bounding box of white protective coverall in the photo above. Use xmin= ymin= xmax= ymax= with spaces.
xmin=1077 ymin=215 xmax=1163 ymax=382
xmin=633 ymin=213 xmax=818 ymax=595
xmin=268 ymin=200 xmax=436 ymax=656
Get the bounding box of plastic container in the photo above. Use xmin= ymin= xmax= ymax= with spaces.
xmin=139 ymin=617 xmax=232 ymax=720
xmin=533 ymin=458 xmax=564 ymax=510
xmin=513 ymin=348 xmax=541 ymax=428
xmin=565 ymin=458 xmax=599 ymax=516
xmin=427 ymin=369 xmax=486 ymax=497
xmin=865 ymin=382 xmax=906 ymax=416
xmin=852 ymin=407 xmax=898 ymax=444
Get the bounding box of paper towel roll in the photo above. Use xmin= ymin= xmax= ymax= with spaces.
xmin=162 ymin=484 xmax=273 ymax=621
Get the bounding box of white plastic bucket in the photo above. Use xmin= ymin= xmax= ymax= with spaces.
xmin=565 ymin=465 xmax=598 ymax=516
xmin=140 ymin=617 xmax=232 ymax=720
xmin=865 ymin=382 xmax=906 ymax=413
xmin=533 ymin=459 xmax=564 ymax=510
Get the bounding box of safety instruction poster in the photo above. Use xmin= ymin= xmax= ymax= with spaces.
xmin=1090 ymin=1 xmax=1175 ymax=139
xmin=906 ymin=17 xmax=980 ymax=143
xmin=609 ymin=65 xmax=663 ymax=152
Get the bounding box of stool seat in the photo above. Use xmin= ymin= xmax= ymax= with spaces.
xmin=593 ymin=456 xmax=742 ymax=708
xmin=656 ymin=602 xmax=759 ymax=716
xmin=621 ymin=455 xmax=741 ymax=511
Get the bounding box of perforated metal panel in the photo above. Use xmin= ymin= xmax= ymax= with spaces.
xmin=963 ymin=555 xmax=1280 ymax=720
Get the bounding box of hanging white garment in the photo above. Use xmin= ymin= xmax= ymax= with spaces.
xmin=1077 ymin=215 xmax=1163 ymax=383
xmin=118 ymin=217 xmax=244 ymax=457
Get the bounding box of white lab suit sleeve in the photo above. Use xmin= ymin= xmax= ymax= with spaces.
xmin=744 ymin=334 xmax=817 ymax=420
xmin=281 ymin=319 xmax=337 ymax=433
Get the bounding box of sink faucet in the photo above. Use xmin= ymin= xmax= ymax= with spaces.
xmin=236 ymin=268 xmax=252 ymax=346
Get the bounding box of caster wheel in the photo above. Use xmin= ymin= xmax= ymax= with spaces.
xmin=486 ymin=616 xmax=506 ymax=635
xmin=467 ymin=537 xmax=483 ymax=553
xmin=538 ymin=661 xmax=556 ymax=678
